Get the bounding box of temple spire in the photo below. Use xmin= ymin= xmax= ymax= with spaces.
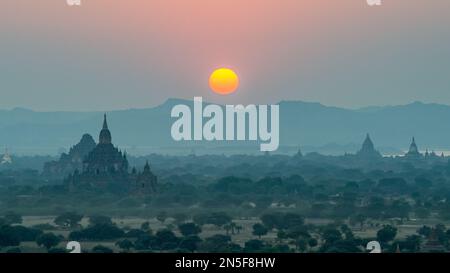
xmin=103 ymin=113 xmax=108 ymax=130
xmin=364 ymin=133 xmax=373 ymax=147
xmin=144 ymin=160 xmax=150 ymax=172
xmin=357 ymin=133 xmax=381 ymax=158
xmin=406 ymin=136 xmax=420 ymax=157
xmin=99 ymin=114 xmax=112 ymax=144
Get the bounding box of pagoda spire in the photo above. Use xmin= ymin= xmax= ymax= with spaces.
xmin=144 ymin=160 xmax=150 ymax=172
xmin=357 ymin=133 xmax=381 ymax=158
xmin=99 ymin=113 xmax=112 ymax=144
xmin=103 ymin=113 xmax=108 ymax=130
xmin=408 ymin=137 xmax=419 ymax=154
xmin=363 ymin=133 xmax=373 ymax=147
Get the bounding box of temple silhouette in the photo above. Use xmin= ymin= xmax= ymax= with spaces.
xmin=63 ymin=114 xmax=157 ymax=194
xmin=82 ymin=114 xmax=129 ymax=176
xmin=356 ymin=134 xmax=382 ymax=159
xmin=351 ymin=134 xmax=445 ymax=166
xmin=43 ymin=134 xmax=96 ymax=177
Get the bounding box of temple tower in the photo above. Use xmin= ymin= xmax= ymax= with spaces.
xmin=99 ymin=114 xmax=112 ymax=144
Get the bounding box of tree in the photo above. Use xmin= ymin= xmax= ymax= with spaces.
xmin=92 ymin=245 xmax=114 ymax=253
xmin=156 ymin=229 xmax=179 ymax=250
xmin=0 ymin=225 xmax=42 ymax=242
xmin=69 ymin=224 xmax=124 ymax=241
xmin=364 ymin=196 xmax=386 ymax=219
xmin=199 ymin=235 xmax=232 ymax=253
xmin=308 ymin=238 xmax=318 ymax=248
xmin=4 ymin=212 xmax=22 ymax=225
xmin=224 ymin=224 xmax=232 ymax=235
xmin=276 ymin=230 xmax=287 ymax=243
xmin=141 ymin=221 xmax=151 ymax=231
xmin=48 ymin=247 xmax=67 ymax=253
xmin=125 ymin=229 xmax=149 ymax=238
xmin=173 ymin=213 xmax=188 ymax=224
xmin=415 ymin=207 xmax=431 ymax=219
xmin=156 ymin=211 xmax=168 ymax=224
xmin=244 ymin=239 xmax=265 ymax=252
xmin=208 ymin=212 xmax=232 ymax=228
xmin=323 ymin=239 xmax=362 ymax=253
xmin=178 ymin=223 xmax=202 ymax=237
xmin=285 ymin=225 xmax=310 ymax=240
xmin=417 ymin=225 xmax=432 ymax=237
xmin=402 ymin=235 xmax=422 ymax=252
xmin=36 ymin=233 xmax=61 ymax=250
xmin=350 ymin=214 xmax=367 ymax=230
xmin=252 ymin=223 xmax=268 ymax=239
xmin=134 ymin=234 xmax=157 ymax=250
xmin=283 ymin=213 xmax=305 ymax=230
xmin=260 ymin=213 xmax=304 ymax=231
xmin=179 ymin=235 xmax=202 ymax=252
xmin=193 ymin=212 xmax=232 ymax=228
xmin=261 ymin=213 xmax=284 ymax=230
xmin=322 ymin=228 xmax=342 ymax=245
xmin=229 ymin=222 xmax=237 ymax=235
xmin=0 ymin=227 xmax=20 ymax=248
xmin=193 ymin=213 xmax=208 ymax=226
xmin=89 ymin=215 xmax=113 ymax=226
xmin=389 ymin=199 xmax=411 ymax=221
xmin=341 ymin=224 xmax=354 ymax=240
xmin=6 ymin=247 xmax=22 ymax=253
xmin=54 ymin=212 xmax=83 ymax=229
xmin=377 ymin=225 xmax=397 ymax=243
xmin=115 ymin=239 xmax=134 ymax=251
xmin=295 ymin=238 xmax=308 ymax=252
xmin=414 ymin=177 xmax=432 ymax=189
xmin=235 ymin=225 xmax=243 ymax=234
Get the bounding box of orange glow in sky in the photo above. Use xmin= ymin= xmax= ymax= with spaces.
xmin=1 ymin=0 xmax=450 ymax=110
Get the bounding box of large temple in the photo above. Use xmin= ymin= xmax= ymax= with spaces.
xmin=82 ymin=114 xmax=129 ymax=176
xmin=43 ymin=134 xmax=96 ymax=178
xmin=356 ymin=134 xmax=382 ymax=158
xmin=405 ymin=137 xmax=421 ymax=158
xmin=65 ymin=114 xmax=157 ymax=194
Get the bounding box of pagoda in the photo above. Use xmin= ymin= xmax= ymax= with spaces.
xmin=405 ymin=137 xmax=421 ymax=158
xmin=82 ymin=114 xmax=129 ymax=175
xmin=356 ymin=134 xmax=382 ymax=158
xmin=1 ymin=148 xmax=12 ymax=165
xmin=65 ymin=114 xmax=157 ymax=194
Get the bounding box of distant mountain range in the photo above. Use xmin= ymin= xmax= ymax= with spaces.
xmin=1 ymin=99 xmax=449 ymax=155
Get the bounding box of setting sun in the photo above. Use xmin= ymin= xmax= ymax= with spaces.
xmin=209 ymin=68 xmax=239 ymax=95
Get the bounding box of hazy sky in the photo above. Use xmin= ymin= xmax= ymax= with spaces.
xmin=0 ymin=0 xmax=449 ymax=111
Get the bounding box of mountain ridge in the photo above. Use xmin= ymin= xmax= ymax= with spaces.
xmin=1 ymin=99 xmax=450 ymax=155
xmin=3 ymin=99 xmax=450 ymax=114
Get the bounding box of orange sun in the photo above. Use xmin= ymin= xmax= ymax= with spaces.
xmin=209 ymin=68 xmax=239 ymax=95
